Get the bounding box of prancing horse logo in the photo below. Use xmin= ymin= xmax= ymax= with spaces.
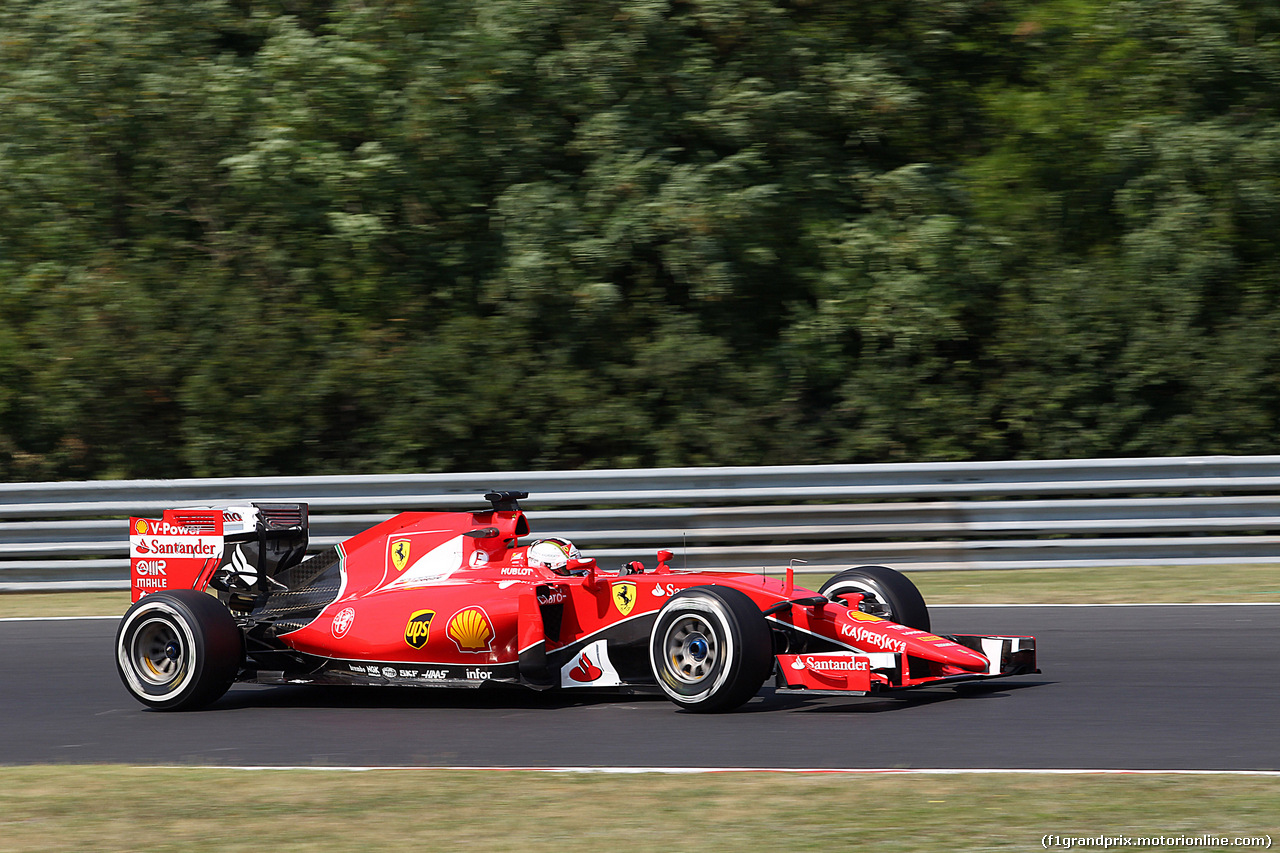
xmin=391 ymin=539 xmax=411 ymax=573
xmin=612 ymin=581 xmax=636 ymax=617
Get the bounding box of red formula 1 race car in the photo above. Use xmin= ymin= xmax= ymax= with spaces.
xmin=117 ymin=492 xmax=1037 ymax=712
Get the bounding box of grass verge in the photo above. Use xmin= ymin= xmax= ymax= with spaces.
xmin=4 ymin=564 xmax=1279 ymax=618
xmin=0 ymin=767 xmax=1274 ymax=853
xmin=901 ymin=563 xmax=1280 ymax=605
xmin=0 ymin=591 xmax=131 ymax=618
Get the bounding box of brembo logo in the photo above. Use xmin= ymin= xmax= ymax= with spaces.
xmin=403 ymin=610 xmax=436 ymax=649
xmin=839 ymin=622 xmax=907 ymax=653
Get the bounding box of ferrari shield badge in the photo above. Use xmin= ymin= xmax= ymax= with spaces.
xmin=391 ymin=539 xmax=411 ymax=573
xmin=612 ymin=581 xmax=637 ymax=617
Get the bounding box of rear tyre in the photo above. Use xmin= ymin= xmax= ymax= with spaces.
xmin=820 ymin=565 xmax=930 ymax=632
xmin=648 ymin=586 xmax=772 ymax=713
xmin=116 ymin=590 xmax=243 ymax=710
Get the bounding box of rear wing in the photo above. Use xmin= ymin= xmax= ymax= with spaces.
xmin=129 ymin=504 xmax=308 ymax=603
xmin=129 ymin=510 xmax=225 ymax=602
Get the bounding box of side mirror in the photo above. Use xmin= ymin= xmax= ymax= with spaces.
xmin=568 ymin=557 xmax=599 ymax=590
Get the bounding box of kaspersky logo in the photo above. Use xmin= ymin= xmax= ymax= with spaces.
xmin=404 ymin=610 xmax=435 ymax=649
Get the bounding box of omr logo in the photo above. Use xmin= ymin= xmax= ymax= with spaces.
xmin=135 ymin=560 xmax=167 ymax=576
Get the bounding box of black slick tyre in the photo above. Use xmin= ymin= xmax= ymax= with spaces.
xmin=820 ymin=565 xmax=930 ymax=632
xmin=115 ymin=590 xmax=244 ymax=711
xmin=648 ymin=585 xmax=772 ymax=713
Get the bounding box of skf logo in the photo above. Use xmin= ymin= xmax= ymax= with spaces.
xmin=404 ymin=610 xmax=435 ymax=649
xmin=391 ymin=539 xmax=412 ymax=573
xmin=612 ymin=582 xmax=636 ymax=617
xmin=447 ymin=606 xmax=493 ymax=652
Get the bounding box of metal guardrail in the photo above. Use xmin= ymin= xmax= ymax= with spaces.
xmin=3 ymin=456 xmax=1280 ymax=590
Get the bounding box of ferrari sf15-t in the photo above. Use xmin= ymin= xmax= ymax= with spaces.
xmin=117 ymin=492 xmax=1037 ymax=712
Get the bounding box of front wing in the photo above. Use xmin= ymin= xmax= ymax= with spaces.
xmin=775 ymin=634 xmax=1037 ymax=695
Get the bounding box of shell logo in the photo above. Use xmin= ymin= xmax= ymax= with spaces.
xmin=134 ymin=519 xmax=149 ymax=535
xmin=446 ymin=606 xmax=493 ymax=653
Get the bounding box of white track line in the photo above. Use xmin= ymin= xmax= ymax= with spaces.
xmin=160 ymin=765 xmax=1280 ymax=776
xmin=0 ymin=615 xmax=122 ymax=622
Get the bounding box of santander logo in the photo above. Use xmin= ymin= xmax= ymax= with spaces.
xmin=791 ymin=656 xmax=869 ymax=672
xmin=559 ymin=639 xmax=620 ymax=688
xmin=568 ymin=652 xmax=603 ymax=683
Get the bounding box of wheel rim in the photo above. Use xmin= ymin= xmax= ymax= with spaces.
xmin=130 ymin=617 xmax=186 ymax=685
xmin=663 ymin=614 xmax=719 ymax=684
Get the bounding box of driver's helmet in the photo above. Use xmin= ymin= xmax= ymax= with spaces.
xmin=527 ymin=537 xmax=581 ymax=573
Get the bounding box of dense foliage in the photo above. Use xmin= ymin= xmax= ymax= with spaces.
xmin=2 ymin=0 xmax=1279 ymax=480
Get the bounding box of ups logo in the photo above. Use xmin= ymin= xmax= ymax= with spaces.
xmin=404 ymin=610 xmax=435 ymax=649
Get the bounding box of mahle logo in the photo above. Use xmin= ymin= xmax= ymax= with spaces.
xmin=404 ymin=609 xmax=435 ymax=649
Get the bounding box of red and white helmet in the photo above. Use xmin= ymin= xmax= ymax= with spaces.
xmin=527 ymin=537 xmax=580 ymax=572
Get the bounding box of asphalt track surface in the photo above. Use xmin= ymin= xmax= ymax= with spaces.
xmin=3 ymin=605 xmax=1278 ymax=770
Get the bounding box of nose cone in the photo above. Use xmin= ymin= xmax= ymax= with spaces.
xmin=839 ymin=610 xmax=990 ymax=671
xmin=911 ymin=635 xmax=989 ymax=672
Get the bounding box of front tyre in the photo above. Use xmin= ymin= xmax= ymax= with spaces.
xmin=820 ymin=565 xmax=930 ymax=632
xmin=116 ymin=590 xmax=243 ymax=710
xmin=649 ymin=586 xmax=772 ymax=713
